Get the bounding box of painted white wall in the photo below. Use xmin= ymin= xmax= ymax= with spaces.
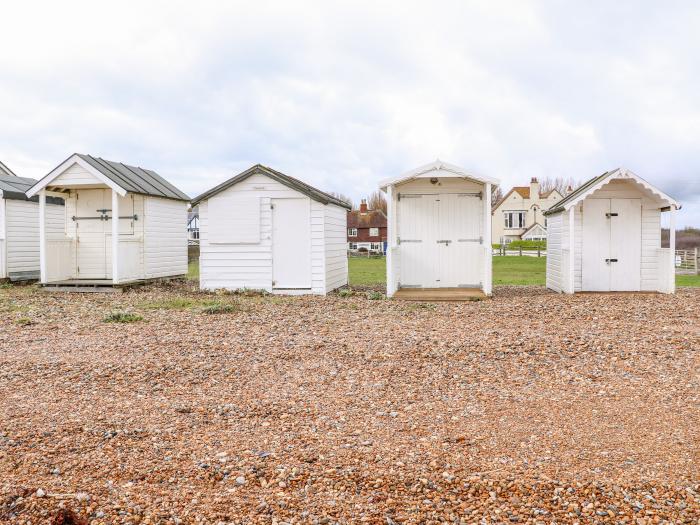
xmin=545 ymin=212 xmax=563 ymax=292
xmin=0 ymin=197 xmax=5 ymax=278
xmin=547 ymin=179 xmax=670 ymax=293
xmin=144 ymin=196 xmax=188 ymax=279
xmin=324 ymin=202 xmax=348 ymax=292
xmin=4 ymin=198 xmax=64 ymax=279
xmin=52 ymin=162 xmax=101 ymax=187
xmin=199 ymin=172 xmax=346 ymax=294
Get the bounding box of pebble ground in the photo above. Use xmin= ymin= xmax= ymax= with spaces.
xmin=0 ymin=283 xmax=698 ymax=524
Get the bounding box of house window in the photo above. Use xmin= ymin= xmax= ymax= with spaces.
xmin=370 ymin=242 xmax=381 ymax=251
xmin=348 ymin=242 xmax=358 ymax=250
xmin=348 ymin=228 xmax=357 ymax=237
xmin=504 ymin=211 xmax=526 ymax=229
xmin=369 ymin=227 xmax=379 ymax=237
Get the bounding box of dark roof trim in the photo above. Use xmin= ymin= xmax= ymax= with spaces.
xmin=0 ymin=161 xmax=18 ymax=178
xmin=191 ymin=164 xmax=352 ymax=209
xmin=543 ymin=171 xmax=611 ymax=216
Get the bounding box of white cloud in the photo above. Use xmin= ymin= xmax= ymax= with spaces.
xmin=0 ymin=0 xmax=698 ymax=225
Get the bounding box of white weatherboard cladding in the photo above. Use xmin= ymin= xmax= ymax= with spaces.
xmin=324 ymin=203 xmax=348 ymax=292
xmin=199 ymin=172 xmax=346 ymax=295
xmin=545 ymin=212 xmax=563 ymax=292
xmin=144 ymin=197 xmax=187 ymax=279
xmin=208 ymin=194 xmax=260 ymax=244
xmin=5 ymin=199 xmax=64 ymax=278
xmin=52 ymin=162 xmax=102 ymax=187
xmin=547 ymin=179 xmax=668 ymax=293
xmin=0 ymin=197 xmax=5 ymax=278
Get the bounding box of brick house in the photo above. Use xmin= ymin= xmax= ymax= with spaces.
xmin=347 ymin=199 xmax=387 ymax=253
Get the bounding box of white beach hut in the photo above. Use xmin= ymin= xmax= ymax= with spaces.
xmin=0 ymin=162 xmax=66 ymax=281
xmin=380 ymin=160 xmax=499 ymax=299
xmin=192 ymin=164 xmax=351 ymax=295
xmin=544 ymin=168 xmax=679 ymax=294
xmin=26 ymin=154 xmax=190 ymax=289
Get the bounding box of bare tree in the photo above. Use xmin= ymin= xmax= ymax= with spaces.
xmin=329 ymin=192 xmax=354 ymax=209
xmin=491 ymin=185 xmax=503 ymax=206
xmin=366 ymin=190 xmax=387 ymax=214
xmin=539 ymin=176 xmax=579 ymax=196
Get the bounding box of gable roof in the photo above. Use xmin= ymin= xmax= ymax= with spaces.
xmin=27 ymin=153 xmax=190 ymax=201
xmin=0 ymin=172 xmax=39 ymax=200
xmin=347 ymin=209 xmax=387 ymax=229
xmin=379 ymin=159 xmax=499 ymax=190
xmin=493 ymin=186 xmax=563 ymax=211
xmin=521 ymin=222 xmax=547 ymax=239
xmin=544 ymin=168 xmax=679 ymax=216
xmin=191 ymin=164 xmax=351 ymax=209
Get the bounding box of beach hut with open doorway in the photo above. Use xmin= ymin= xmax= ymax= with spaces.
xmin=543 ymin=168 xmax=679 ymax=294
xmin=380 ymin=160 xmax=499 ymax=300
xmin=192 ymin=164 xmax=351 ymax=295
xmin=25 ymin=153 xmax=190 ymax=289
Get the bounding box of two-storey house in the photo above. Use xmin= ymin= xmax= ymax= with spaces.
xmin=491 ymin=178 xmax=565 ymax=244
xmin=347 ymin=199 xmax=387 ymax=253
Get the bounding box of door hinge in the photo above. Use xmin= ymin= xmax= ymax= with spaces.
xmin=397 ymin=237 xmax=401 ymax=245
xmin=397 ymin=193 xmax=401 ymax=201
xmin=479 ymin=191 xmax=483 ymax=200
xmin=270 ymin=203 xmax=275 ymax=210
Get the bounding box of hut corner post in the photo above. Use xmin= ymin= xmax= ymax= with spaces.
xmin=39 ymin=190 xmax=47 ymax=283
xmin=568 ymin=206 xmax=575 ymax=294
xmin=668 ymin=205 xmax=676 ymax=293
xmin=386 ymin=184 xmax=396 ymax=297
xmin=112 ymin=189 xmax=120 ymax=285
xmin=484 ymin=183 xmax=492 ymax=295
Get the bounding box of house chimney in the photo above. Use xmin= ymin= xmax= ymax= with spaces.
xmin=359 ymin=199 xmax=368 ymax=213
xmin=530 ymin=177 xmax=540 ymax=199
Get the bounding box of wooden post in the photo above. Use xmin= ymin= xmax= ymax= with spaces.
xmin=519 ymin=246 xmax=522 ymax=256
xmin=39 ymin=190 xmax=46 ymax=283
xmin=484 ymin=183 xmax=492 ymax=296
xmin=385 ymin=185 xmax=395 ymax=297
xmin=568 ymin=206 xmax=575 ymax=293
xmin=695 ymin=247 xmax=698 ymax=275
xmin=112 ymin=190 xmax=119 ymax=285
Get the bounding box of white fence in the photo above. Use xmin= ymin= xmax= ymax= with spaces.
xmin=675 ymin=248 xmax=699 ymax=274
xmin=492 ymin=247 xmax=546 ymax=257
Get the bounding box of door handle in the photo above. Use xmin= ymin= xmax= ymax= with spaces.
xmin=605 ymin=258 xmax=618 ymax=263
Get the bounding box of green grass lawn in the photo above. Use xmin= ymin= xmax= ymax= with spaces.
xmin=493 ymin=256 xmax=546 ymax=285
xmin=347 ymin=256 xmax=700 ymax=287
xmin=189 ymin=257 xmax=700 ymax=287
xmin=348 ymin=256 xmax=386 ymax=286
xmin=677 ymin=273 xmax=700 ymax=287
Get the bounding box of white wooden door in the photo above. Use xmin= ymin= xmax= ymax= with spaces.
xmin=610 ymin=198 xmax=641 ymax=291
xmin=582 ymin=199 xmax=610 ymax=291
xmin=272 ymin=198 xmax=311 ymax=289
xmin=398 ymin=194 xmax=439 ymax=287
xmin=76 ymin=189 xmax=108 ymax=279
xmin=438 ymin=193 xmax=483 ymax=287
xmin=582 ymin=198 xmax=641 ymax=291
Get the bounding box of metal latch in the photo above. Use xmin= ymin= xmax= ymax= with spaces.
xmin=437 ymin=240 xmax=451 ymax=245
xmin=605 ymin=212 xmax=619 ymax=218
xmin=605 ymin=258 xmax=619 ymax=263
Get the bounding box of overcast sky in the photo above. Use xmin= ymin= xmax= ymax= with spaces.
xmin=1 ymin=1 xmax=698 ymax=226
